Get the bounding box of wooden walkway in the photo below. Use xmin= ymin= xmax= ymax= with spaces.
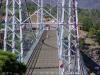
xmin=26 ymin=30 xmax=59 ymax=75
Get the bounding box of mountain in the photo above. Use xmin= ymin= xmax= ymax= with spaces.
xmin=78 ymin=0 xmax=100 ymax=9
xmin=27 ymin=0 xmax=100 ymax=9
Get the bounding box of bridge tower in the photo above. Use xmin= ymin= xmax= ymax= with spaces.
xmin=4 ymin=0 xmax=89 ymax=74
xmin=4 ymin=0 xmax=45 ymax=62
xmin=4 ymin=0 xmax=23 ymax=61
xmin=57 ymin=0 xmax=88 ymax=75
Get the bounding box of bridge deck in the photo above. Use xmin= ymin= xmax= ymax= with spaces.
xmin=26 ymin=30 xmax=59 ymax=75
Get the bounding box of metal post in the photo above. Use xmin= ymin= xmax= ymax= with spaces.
xmin=57 ymin=0 xmax=87 ymax=74
xmin=75 ymin=0 xmax=80 ymax=73
xmin=12 ymin=0 xmax=16 ymax=53
xmin=36 ymin=0 xmax=40 ymax=37
xmin=4 ymin=0 xmax=8 ymax=51
xmin=60 ymin=0 xmax=65 ymax=75
xmin=40 ymin=0 xmax=44 ymax=30
xmin=19 ymin=0 xmax=23 ymax=62
xmin=68 ymin=0 xmax=71 ymax=73
xmin=4 ymin=0 xmax=23 ymax=62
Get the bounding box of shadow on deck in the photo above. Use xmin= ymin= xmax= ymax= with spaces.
xmin=81 ymin=51 xmax=100 ymax=74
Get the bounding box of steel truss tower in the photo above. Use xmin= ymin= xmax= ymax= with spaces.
xmin=4 ymin=0 xmax=43 ymax=62
xmin=4 ymin=0 xmax=88 ymax=74
xmin=4 ymin=0 xmax=57 ymax=62
xmin=4 ymin=0 xmax=23 ymax=61
xmin=57 ymin=0 xmax=88 ymax=75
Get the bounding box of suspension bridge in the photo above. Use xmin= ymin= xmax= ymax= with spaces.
xmin=2 ymin=0 xmax=89 ymax=75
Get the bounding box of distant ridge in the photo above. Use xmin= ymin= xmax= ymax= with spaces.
xmin=28 ymin=0 xmax=100 ymax=9
xmin=78 ymin=0 xmax=100 ymax=9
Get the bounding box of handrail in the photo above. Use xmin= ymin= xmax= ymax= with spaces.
xmin=23 ymin=30 xmax=44 ymax=64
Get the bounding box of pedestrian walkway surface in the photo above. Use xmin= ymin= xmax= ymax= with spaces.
xmin=32 ymin=30 xmax=59 ymax=75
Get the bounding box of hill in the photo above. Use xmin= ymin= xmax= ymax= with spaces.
xmin=32 ymin=0 xmax=100 ymax=9
xmin=78 ymin=0 xmax=100 ymax=9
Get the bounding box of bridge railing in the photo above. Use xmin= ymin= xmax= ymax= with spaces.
xmin=80 ymin=53 xmax=89 ymax=75
xmin=23 ymin=29 xmax=46 ymax=64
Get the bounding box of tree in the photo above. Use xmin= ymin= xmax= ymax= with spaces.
xmin=88 ymin=27 xmax=96 ymax=38
xmin=27 ymin=3 xmax=37 ymax=14
xmin=79 ymin=38 xmax=85 ymax=49
xmin=0 ymin=21 xmax=3 ymax=30
xmin=82 ymin=17 xmax=93 ymax=31
xmin=0 ymin=50 xmax=26 ymax=75
xmin=78 ymin=9 xmax=100 ymax=32
xmin=96 ymin=30 xmax=100 ymax=45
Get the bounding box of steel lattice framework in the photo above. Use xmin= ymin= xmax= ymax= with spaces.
xmin=4 ymin=0 xmax=24 ymax=61
xmin=4 ymin=0 xmax=45 ymax=62
xmin=4 ymin=0 xmax=58 ymax=62
xmin=4 ymin=0 xmax=88 ymax=74
xmin=57 ymin=0 xmax=88 ymax=75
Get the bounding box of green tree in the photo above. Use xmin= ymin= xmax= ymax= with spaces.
xmin=79 ymin=38 xmax=85 ymax=49
xmin=78 ymin=9 xmax=100 ymax=32
xmin=27 ymin=3 xmax=37 ymax=14
xmin=96 ymin=30 xmax=100 ymax=45
xmin=0 ymin=21 xmax=3 ymax=30
xmin=82 ymin=17 xmax=93 ymax=31
xmin=0 ymin=50 xmax=26 ymax=75
xmin=88 ymin=27 xmax=96 ymax=38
